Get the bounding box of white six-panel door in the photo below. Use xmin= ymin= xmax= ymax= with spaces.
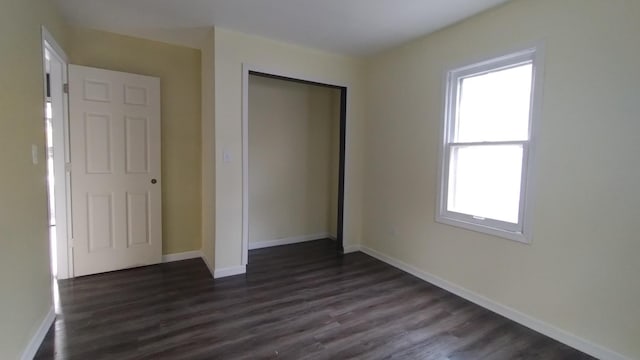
xmin=69 ymin=65 xmax=161 ymax=277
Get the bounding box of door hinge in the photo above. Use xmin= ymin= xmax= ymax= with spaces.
xmin=63 ymin=83 xmax=69 ymax=94
xmin=69 ymin=238 xmax=74 ymax=248
xmin=65 ymin=162 xmax=72 ymax=173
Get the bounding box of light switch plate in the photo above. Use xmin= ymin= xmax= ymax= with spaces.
xmin=223 ymin=150 xmax=232 ymax=163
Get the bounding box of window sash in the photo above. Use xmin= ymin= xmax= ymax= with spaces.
xmin=438 ymin=47 xmax=541 ymax=243
xmin=454 ymin=65 xmax=534 ymax=143
xmin=450 ymin=51 xmax=535 ymax=84
xmin=442 ymin=141 xmax=529 ymax=234
xmin=445 ymin=53 xmax=536 ymax=145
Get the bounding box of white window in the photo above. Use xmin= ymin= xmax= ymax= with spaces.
xmin=437 ymin=48 xmax=542 ymax=243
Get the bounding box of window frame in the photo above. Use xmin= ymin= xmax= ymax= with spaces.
xmin=436 ymin=47 xmax=543 ymax=244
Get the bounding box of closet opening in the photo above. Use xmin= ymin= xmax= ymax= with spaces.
xmin=243 ymin=69 xmax=347 ymax=264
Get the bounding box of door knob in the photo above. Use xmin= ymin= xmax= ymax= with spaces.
xmin=151 ymin=179 xmax=157 ymax=184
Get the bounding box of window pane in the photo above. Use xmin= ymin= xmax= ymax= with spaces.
xmin=447 ymin=144 xmax=523 ymax=224
xmin=455 ymin=63 xmax=533 ymax=142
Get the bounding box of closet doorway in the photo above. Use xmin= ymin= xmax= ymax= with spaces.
xmin=242 ymin=69 xmax=347 ymax=264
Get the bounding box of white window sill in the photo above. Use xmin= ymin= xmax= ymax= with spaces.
xmin=435 ymin=215 xmax=531 ymax=244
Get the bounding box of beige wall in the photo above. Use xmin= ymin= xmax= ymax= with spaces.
xmin=0 ymin=0 xmax=68 ymax=358
xmin=248 ymin=75 xmax=339 ymax=243
xmin=363 ymin=0 xmax=640 ymax=358
xmin=68 ymin=27 xmax=202 ymax=255
xmin=212 ymin=28 xmax=365 ymax=270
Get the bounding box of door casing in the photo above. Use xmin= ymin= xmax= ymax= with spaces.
xmin=241 ymin=64 xmax=349 ymax=266
xmin=42 ymin=26 xmax=73 ymax=279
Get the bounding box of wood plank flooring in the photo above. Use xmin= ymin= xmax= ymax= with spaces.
xmin=35 ymin=239 xmax=594 ymax=359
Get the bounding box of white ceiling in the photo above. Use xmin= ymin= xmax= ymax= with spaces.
xmin=54 ymin=0 xmax=511 ymax=55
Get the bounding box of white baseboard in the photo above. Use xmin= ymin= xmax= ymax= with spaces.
xmin=343 ymin=244 xmax=361 ymax=254
xmin=359 ymin=246 xmax=629 ymax=360
xmin=214 ymin=265 xmax=246 ymax=279
xmin=248 ymin=232 xmax=333 ymax=250
xmin=163 ymin=250 xmax=217 ymax=279
xmin=161 ymin=250 xmax=245 ymax=279
xmin=200 ymin=254 xmax=215 ymax=279
xmin=162 ymin=250 xmax=203 ymax=263
xmin=21 ymin=306 xmax=55 ymax=360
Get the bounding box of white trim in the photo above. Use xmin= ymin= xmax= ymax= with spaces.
xmin=359 ymin=246 xmax=630 ymax=360
xmin=21 ymin=306 xmax=55 ymax=360
xmin=435 ymin=216 xmax=529 ymax=243
xmin=521 ymin=43 xmax=546 ymax=243
xmin=343 ymin=244 xmax=361 ymax=254
xmin=241 ymin=63 xmax=250 ymax=266
xmin=214 ymin=265 xmax=247 ymax=279
xmin=41 ymin=27 xmax=68 ymax=62
xmin=243 ymin=64 xmax=349 ymax=89
xmin=248 ymin=233 xmax=333 ymax=250
xmin=201 ymin=254 xmax=215 ymax=278
xmin=162 ymin=251 xmax=215 ymax=278
xmin=241 ymin=63 xmax=351 ymax=267
xmin=161 ymin=250 xmax=204 ymax=263
xmin=436 ymin=44 xmax=545 ymax=244
xmin=42 ymin=27 xmax=73 ymax=279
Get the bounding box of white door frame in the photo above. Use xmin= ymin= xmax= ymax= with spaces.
xmin=42 ymin=26 xmax=73 ymax=279
xmin=241 ymin=63 xmax=351 ymax=266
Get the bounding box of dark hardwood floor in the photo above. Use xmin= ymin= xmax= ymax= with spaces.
xmin=35 ymin=239 xmax=593 ymax=360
